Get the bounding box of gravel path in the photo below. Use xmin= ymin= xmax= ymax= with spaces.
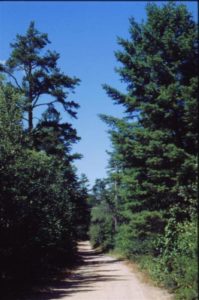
xmin=29 ymin=241 xmax=173 ymax=300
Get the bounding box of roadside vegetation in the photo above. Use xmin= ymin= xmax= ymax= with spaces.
xmin=0 ymin=23 xmax=90 ymax=293
xmin=89 ymin=3 xmax=198 ymax=300
xmin=0 ymin=3 xmax=197 ymax=300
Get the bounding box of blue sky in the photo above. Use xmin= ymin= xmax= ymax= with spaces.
xmin=0 ymin=1 xmax=197 ymax=186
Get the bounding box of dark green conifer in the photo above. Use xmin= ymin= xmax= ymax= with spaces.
xmin=3 ymin=21 xmax=80 ymax=134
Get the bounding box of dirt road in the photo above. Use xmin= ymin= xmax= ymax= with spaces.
xmin=30 ymin=241 xmax=173 ymax=300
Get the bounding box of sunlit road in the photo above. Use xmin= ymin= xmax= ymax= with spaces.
xmin=29 ymin=241 xmax=173 ymax=300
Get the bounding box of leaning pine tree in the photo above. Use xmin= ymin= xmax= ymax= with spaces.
xmin=1 ymin=21 xmax=80 ymax=137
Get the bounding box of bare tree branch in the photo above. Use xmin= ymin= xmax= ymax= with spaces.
xmin=22 ymin=116 xmax=29 ymax=122
xmin=5 ymin=70 xmax=23 ymax=92
xmin=32 ymin=94 xmax=40 ymax=107
xmin=34 ymin=99 xmax=57 ymax=108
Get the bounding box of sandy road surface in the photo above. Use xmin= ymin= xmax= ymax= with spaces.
xmin=30 ymin=241 xmax=173 ymax=300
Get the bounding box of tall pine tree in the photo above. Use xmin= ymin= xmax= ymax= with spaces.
xmin=91 ymin=5 xmax=198 ymax=294
xmin=102 ymin=2 xmax=198 ymax=223
xmin=1 ymin=21 xmax=80 ymax=136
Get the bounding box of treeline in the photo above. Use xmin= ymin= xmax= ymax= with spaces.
xmin=0 ymin=23 xmax=89 ymax=283
xmin=89 ymin=3 xmax=198 ymax=300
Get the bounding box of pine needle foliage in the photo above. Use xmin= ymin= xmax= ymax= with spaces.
xmin=90 ymin=3 xmax=198 ymax=299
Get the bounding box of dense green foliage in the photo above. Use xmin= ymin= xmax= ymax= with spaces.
xmin=89 ymin=179 xmax=116 ymax=250
xmin=0 ymin=23 xmax=89 ymax=283
xmin=0 ymin=4 xmax=197 ymax=299
xmin=89 ymin=3 xmax=198 ymax=299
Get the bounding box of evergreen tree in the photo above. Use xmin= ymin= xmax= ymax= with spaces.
xmin=33 ymin=103 xmax=80 ymax=162
xmin=90 ymin=3 xmax=198 ymax=297
xmin=89 ymin=179 xmax=116 ymax=250
xmin=102 ymin=2 xmax=198 ymax=222
xmin=0 ymin=24 xmax=89 ymax=286
xmin=1 ymin=21 xmax=80 ymax=135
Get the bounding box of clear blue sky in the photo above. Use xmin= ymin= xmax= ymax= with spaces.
xmin=0 ymin=1 xmax=197 ymax=186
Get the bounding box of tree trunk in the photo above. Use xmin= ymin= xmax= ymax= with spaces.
xmin=28 ymin=107 xmax=33 ymax=133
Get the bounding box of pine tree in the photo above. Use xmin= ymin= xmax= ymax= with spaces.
xmin=102 ymin=2 xmax=198 ymax=222
xmin=2 ymin=21 xmax=80 ymax=135
xmin=93 ymin=9 xmax=198 ymax=293
xmin=0 ymin=25 xmax=89 ymax=284
xmin=33 ymin=103 xmax=80 ymax=162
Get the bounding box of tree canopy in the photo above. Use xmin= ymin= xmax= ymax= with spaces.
xmin=2 ymin=21 xmax=80 ymax=133
xmin=90 ymin=3 xmax=198 ymax=299
xmin=0 ymin=23 xmax=90 ymax=285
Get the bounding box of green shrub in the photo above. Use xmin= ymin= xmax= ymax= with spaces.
xmin=115 ymin=211 xmax=165 ymax=257
xmin=89 ymin=205 xmax=115 ymax=251
xmin=162 ymin=220 xmax=198 ymax=299
xmin=139 ymin=220 xmax=198 ymax=300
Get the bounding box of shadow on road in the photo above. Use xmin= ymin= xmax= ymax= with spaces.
xmin=26 ymin=273 xmax=125 ymax=300
xmin=1 ymin=243 xmax=125 ymax=300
